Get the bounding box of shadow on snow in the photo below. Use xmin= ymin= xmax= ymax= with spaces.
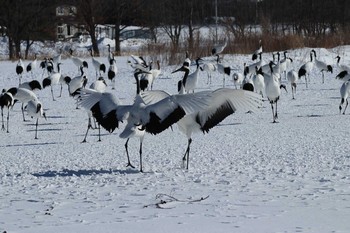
xmin=32 ymin=168 xmax=140 ymax=177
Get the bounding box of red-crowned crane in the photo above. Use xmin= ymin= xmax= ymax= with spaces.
xmin=78 ymin=89 xmax=211 ymax=172
xmin=7 ymin=87 xmax=38 ymax=121
xmin=298 ymin=51 xmax=315 ymax=88
xmin=140 ymin=88 xmax=262 ymax=169
xmin=25 ymin=99 xmax=46 ymax=139
xmin=0 ymin=89 xmax=14 ymax=133
xmin=88 ymin=48 xmax=106 ymax=78
xmin=311 ymin=49 xmax=333 ymax=83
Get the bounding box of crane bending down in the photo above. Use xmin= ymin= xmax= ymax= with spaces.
xmin=25 ymin=99 xmax=47 ymax=139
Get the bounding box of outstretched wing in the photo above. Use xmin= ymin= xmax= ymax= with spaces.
xmin=196 ymin=89 xmax=262 ymax=133
xmin=142 ymin=91 xmax=211 ymax=135
xmin=77 ymin=89 xmax=130 ymax=133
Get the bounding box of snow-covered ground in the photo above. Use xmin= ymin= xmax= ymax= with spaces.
xmin=0 ymin=40 xmax=350 ymax=233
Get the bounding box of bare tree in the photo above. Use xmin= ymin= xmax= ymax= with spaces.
xmin=74 ymin=0 xmax=106 ymax=56
xmin=0 ymin=0 xmax=52 ymax=59
xmin=103 ymin=0 xmax=145 ymax=55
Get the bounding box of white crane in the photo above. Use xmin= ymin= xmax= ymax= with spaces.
xmin=128 ymin=55 xmax=148 ymax=71
xmin=42 ymin=63 xmax=66 ymax=101
xmin=339 ymin=81 xmax=350 ymax=114
xmin=172 ymin=57 xmax=202 ymax=93
xmin=140 ymin=60 xmax=161 ymax=91
xmin=311 ymin=49 xmax=333 ymax=83
xmin=216 ymin=55 xmax=231 ymax=87
xmin=132 ymin=69 xmax=153 ymax=95
xmin=262 ymin=61 xmax=287 ymax=123
xmin=245 ymin=53 xmax=264 ymax=78
xmin=25 ymin=99 xmax=46 ymax=139
xmin=7 ymin=87 xmax=38 ymax=121
xmin=298 ymin=51 xmax=314 ymax=88
xmin=107 ymin=55 xmax=118 ymax=90
xmin=26 ymin=54 xmax=38 ymax=77
xmin=140 ymin=70 xmax=154 ymax=92
xmin=279 ymin=51 xmax=293 ymax=79
xmin=287 ymin=70 xmax=299 ymax=99
xmin=211 ymin=38 xmax=227 ymax=56
xmin=19 ymin=80 xmax=42 ymax=92
xmin=39 ymin=58 xmax=50 ymax=77
xmin=252 ymin=40 xmax=262 ymax=61
xmin=183 ymin=51 xmax=191 ymax=67
xmin=78 ymin=89 xmax=211 ymax=172
xmin=200 ymin=61 xmax=217 ymax=85
xmin=232 ymin=72 xmax=244 ymax=89
xmin=0 ymin=89 xmax=14 ymax=133
xmin=335 ymin=55 xmax=350 ymax=72
xmin=149 ymin=60 xmax=162 ymax=88
xmin=69 ymin=49 xmax=88 ymax=73
xmin=52 ymin=50 xmax=62 ymax=71
xmin=242 ymin=64 xmax=255 ymax=92
xmin=107 ymin=44 xmax=113 ymax=64
xmin=252 ymin=67 xmax=265 ymax=97
xmin=140 ymin=88 xmax=262 ymax=169
xmin=68 ymin=66 xmax=88 ymax=97
xmin=16 ymin=56 xmax=24 ymax=85
xmin=88 ymin=48 xmax=106 ymax=78
xmin=80 ymin=78 xmax=108 ymax=143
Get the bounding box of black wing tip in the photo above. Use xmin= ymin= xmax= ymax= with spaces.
xmin=145 ymin=106 xmax=186 ymax=135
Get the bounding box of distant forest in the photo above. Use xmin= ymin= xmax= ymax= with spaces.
xmin=0 ymin=0 xmax=349 ymax=59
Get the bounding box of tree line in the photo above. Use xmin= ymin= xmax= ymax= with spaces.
xmin=0 ymin=0 xmax=349 ymax=59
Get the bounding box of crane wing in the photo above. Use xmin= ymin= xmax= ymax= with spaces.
xmin=142 ymin=91 xmax=211 ymax=135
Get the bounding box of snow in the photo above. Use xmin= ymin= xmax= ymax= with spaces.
xmin=1 ymin=38 xmax=350 ymax=233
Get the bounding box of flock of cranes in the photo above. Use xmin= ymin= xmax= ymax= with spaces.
xmin=1 ymin=40 xmax=349 ymax=172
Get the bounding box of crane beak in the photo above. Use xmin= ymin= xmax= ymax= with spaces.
xmin=172 ymin=66 xmax=186 ymax=74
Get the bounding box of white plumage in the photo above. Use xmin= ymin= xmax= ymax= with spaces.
xmin=287 ymin=70 xmax=299 ymax=99
xmin=128 ymin=55 xmax=148 ymax=71
xmin=201 ymin=62 xmax=217 ymax=84
xmin=232 ymin=72 xmax=244 ymax=89
xmin=7 ymin=87 xmax=38 ymax=121
xmin=245 ymin=53 xmax=264 ymax=77
xmin=68 ymin=67 xmax=88 ymax=97
xmin=216 ymin=55 xmax=231 ymax=87
xmin=335 ymin=55 xmax=350 ymax=72
xmin=0 ymin=90 xmax=14 ymax=133
xmin=252 ymin=69 xmax=265 ymax=97
xmin=252 ymin=40 xmax=262 ymax=61
xmin=262 ymin=62 xmax=286 ymax=123
xmin=211 ymin=38 xmax=227 ymax=55
xmin=77 ymin=90 xmax=211 ymax=172
xmin=26 ymin=54 xmax=38 ymax=76
xmin=298 ymin=51 xmax=315 ymax=88
xmin=42 ymin=63 xmax=65 ymax=101
xmin=173 ymin=58 xmax=202 ymax=93
xmin=140 ymin=88 xmax=262 ymax=169
xmin=19 ymin=80 xmax=42 ymax=92
xmin=16 ymin=58 xmax=24 ymax=85
xmin=339 ymin=81 xmax=350 ymax=114
xmin=26 ymin=99 xmax=46 ymax=139
xmin=89 ymin=48 xmax=106 ymax=78
xmin=69 ymin=49 xmax=88 ymax=72
xmin=80 ymin=78 xmax=108 ymax=143
xmin=311 ymin=49 xmax=333 ymax=83
xmin=279 ymin=51 xmax=293 ymax=79
xmin=108 ymin=57 xmax=118 ymax=90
